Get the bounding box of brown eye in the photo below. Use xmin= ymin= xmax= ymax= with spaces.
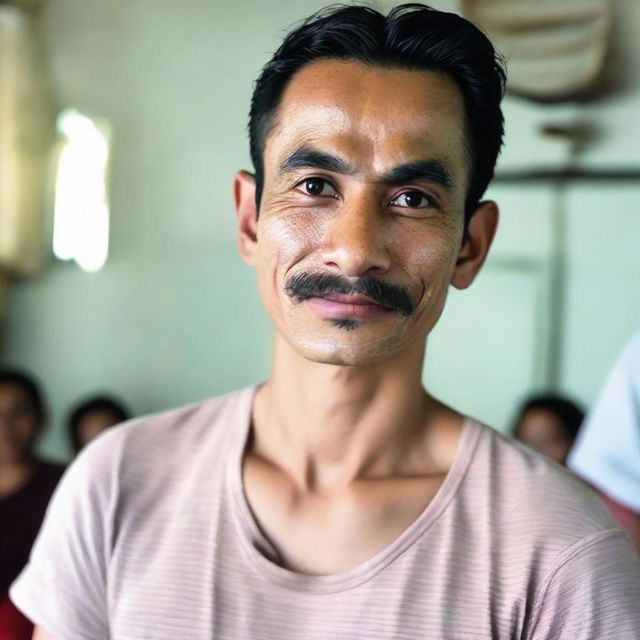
xmin=390 ymin=190 xmax=432 ymax=209
xmin=298 ymin=178 xmax=336 ymax=197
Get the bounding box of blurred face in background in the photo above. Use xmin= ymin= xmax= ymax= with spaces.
xmin=0 ymin=383 xmax=42 ymax=465
xmin=76 ymin=409 xmax=121 ymax=450
xmin=515 ymin=408 xmax=574 ymax=465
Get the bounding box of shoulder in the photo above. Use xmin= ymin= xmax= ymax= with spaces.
xmin=462 ymin=421 xmax=640 ymax=631
xmin=587 ymin=330 xmax=640 ymax=399
xmin=79 ymin=386 xmax=253 ymax=464
xmin=567 ymin=331 xmax=640 ymax=510
xmin=468 ymin=422 xmax=618 ymax=544
xmin=620 ymin=329 xmax=640 ymax=364
xmin=525 ymin=528 xmax=640 ymax=639
xmin=63 ymin=386 xmax=254 ymax=500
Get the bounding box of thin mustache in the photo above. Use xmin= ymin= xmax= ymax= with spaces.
xmin=284 ymin=272 xmax=415 ymax=316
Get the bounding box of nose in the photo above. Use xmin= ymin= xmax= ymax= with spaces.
xmin=320 ymin=194 xmax=391 ymax=277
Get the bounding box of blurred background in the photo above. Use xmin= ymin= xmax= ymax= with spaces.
xmin=1 ymin=0 xmax=638 ymax=462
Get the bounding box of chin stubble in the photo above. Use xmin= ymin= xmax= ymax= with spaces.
xmin=330 ymin=318 xmax=360 ymax=332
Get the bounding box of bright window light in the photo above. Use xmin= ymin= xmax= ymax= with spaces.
xmin=53 ymin=109 xmax=111 ymax=273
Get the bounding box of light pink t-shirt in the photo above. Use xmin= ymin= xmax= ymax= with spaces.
xmin=11 ymin=387 xmax=640 ymax=639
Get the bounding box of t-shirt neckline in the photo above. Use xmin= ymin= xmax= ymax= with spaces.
xmin=226 ymin=385 xmax=482 ymax=594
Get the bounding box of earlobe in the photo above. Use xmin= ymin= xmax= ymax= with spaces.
xmin=451 ymin=201 xmax=499 ymax=290
xmin=233 ymin=170 xmax=258 ymax=266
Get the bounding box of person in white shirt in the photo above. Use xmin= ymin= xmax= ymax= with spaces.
xmin=569 ymin=331 xmax=640 ymax=549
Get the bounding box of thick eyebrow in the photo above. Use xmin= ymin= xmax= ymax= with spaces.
xmin=379 ymin=160 xmax=454 ymax=192
xmin=280 ymin=147 xmax=453 ymax=192
xmin=280 ymin=146 xmax=357 ymax=175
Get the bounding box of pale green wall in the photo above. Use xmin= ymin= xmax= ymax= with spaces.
xmin=2 ymin=0 xmax=640 ymax=461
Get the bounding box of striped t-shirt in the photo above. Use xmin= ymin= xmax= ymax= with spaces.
xmin=11 ymin=386 xmax=640 ymax=639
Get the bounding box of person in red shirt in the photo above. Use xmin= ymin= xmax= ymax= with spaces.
xmin=0 ymin=370 xmax=64 ymax=640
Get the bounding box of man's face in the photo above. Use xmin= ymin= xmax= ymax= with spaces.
xmin=239 ymin=59 xmax=490 ymax=366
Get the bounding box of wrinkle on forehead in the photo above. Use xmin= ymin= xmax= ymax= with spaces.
xmin=265 ymin=59 xmax=469 ymax=187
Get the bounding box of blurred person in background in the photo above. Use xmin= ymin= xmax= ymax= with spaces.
xmin=0 ymin=370 xmax=64 ymax=640
xmin=568 ymin=331 xmax=640 ymax=550
xmin=512 ymin=393 xmax=585 ymax=465
xmin=68 ymin=395 xmax=130 ymax=455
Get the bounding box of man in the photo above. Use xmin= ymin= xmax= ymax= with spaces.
xmin=11 ymin=5 xmax=640 ymax=639
xmin=0 ymin=370 xmax=64 ymax=640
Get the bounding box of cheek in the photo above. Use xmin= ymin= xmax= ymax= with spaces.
xmin=403 ymin=227 xmax=460 ymax=296
xmin=257 ymin=212 xmax=324 ymax=273
xmin=13 ymin=417 xmax=39 ymax=444
xmin=255 ymin=212 xmax=325 ymax=317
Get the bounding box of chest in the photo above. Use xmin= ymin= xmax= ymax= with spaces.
xmin=242 ymin=459 xmax=447 ymax=574
xmin=105 ymin=454 xmax=535 ymax=640
xmin=106 ymin=505 xmax=529 ymax=640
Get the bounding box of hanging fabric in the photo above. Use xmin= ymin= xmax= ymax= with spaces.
xmin=461 ymin=0 xmax=612 ymax=100
xmin=0 ymin=3 xmax=53 ymax=288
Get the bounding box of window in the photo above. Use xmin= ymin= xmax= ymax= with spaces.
xmin=53 ymin=109 xmax=111 ymax=273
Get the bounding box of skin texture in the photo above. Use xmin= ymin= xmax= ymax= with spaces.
xmin=248 ymin=63 xmax=472 ymax=367
xmin=0 ymin=384 xmax=41 ymax=498
xmin=515 ymin=408 xmax=574 ymax=465
xmin=234 ymin=60 xmax=498 ymax=575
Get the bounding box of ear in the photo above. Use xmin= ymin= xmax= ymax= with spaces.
xmin=451 ymin=200 xmax=499 ymax=290
xmin=233 ymin=170 xmax=258 ymax=266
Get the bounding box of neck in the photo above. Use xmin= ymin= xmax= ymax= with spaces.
xmin=252 ymin=335 xmax=449 ymax=491
xmin=0 ymin=457 xmax=37 ymax=498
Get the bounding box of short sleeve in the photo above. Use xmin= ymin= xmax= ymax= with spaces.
xmin=526 ymin=530 xmax=640 ymax=640
xmin=9 ymin=433 xmax=119 ymax=640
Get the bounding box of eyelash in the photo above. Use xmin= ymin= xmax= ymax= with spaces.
xmin=388 ymin=191 xmax=436 ymax=210
xmin=295 ymin=177 xmax=437 ymax=211
xmin=295 ymin=177 xmax=338 ymax=198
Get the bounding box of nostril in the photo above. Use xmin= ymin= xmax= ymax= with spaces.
xmin=320 ymin=208 xmax=391 ymax=276
xmin=321 ymin=247 xmax=391 ymax=278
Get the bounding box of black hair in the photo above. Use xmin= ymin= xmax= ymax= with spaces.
xmin=68 ymin=395 xmax=130 ymax=453
xmin=249 ymin=3 xmax=505 ymax=223
xmin=513 ymin=394 xmax=585 ymax=442
xmin=0 ymin=368 xmax=46 ymax=421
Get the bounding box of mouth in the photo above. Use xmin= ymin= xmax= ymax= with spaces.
xmin=306 ymin=293 xmax=393 ymax=320
xmin=284 ymin=271 xmax=416 ymax=321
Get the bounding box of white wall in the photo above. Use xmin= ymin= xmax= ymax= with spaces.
xmin=426 ymin=0 xmax=640 ymax=427
xmin=1 ymin=0 xmax=639 ymax=460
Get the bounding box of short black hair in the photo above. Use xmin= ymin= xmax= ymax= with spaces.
xmin=514 ymin=394 xmax=586 ymax=442
xmin=249 ymin=3 xmax=505 ymax=223
xmin=68 ymin=395 xmax=130 ymax=453
xmin=0 ymin=368 xmax=46 ymax=421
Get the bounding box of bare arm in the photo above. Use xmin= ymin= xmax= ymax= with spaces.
xmin=33 ymin=626 xmax=55 ymax=640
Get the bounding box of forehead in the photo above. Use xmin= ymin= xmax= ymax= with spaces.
xmin=0 ymin=383 xmax=32 ymax=407
xmin=520 ymin=409 xmax=563 ymax=433
xmin=80 ymin=408 xmax=119 ymax=422
xmin=265 ymin=59 xmax=468 ymax=179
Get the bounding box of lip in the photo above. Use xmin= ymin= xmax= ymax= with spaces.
xmin=306 ymin=294 xmax=392 ymax=320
